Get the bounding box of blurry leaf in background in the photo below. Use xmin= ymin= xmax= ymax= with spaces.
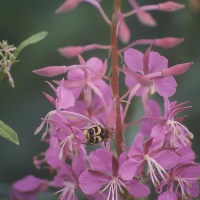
xmin=0 ymin=120 xmax=19 ymax=145
xmin=14 ymin=31 xmax=48 ymax=58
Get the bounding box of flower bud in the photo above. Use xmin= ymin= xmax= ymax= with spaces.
xmin=137 ymin=11 xmax=157 ymax=27
xmin=162 ymin=62 xmax=193 ymax=76
xmin=56 ymin=0 xmax=80 ymax=13
xmin=118 ymin=17 xmax=131 ymax=44
xmin=58 ymin=46 xmax=83 ymax=58
xmin=154 ymin=37 xmax=184 ymax=48
xmin=33 ymin=66 xmax=67 ymax=77
xmin=159 ymin=1 xmax=185 ymax=12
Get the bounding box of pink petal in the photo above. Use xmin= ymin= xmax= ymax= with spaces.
xmin=154 ymin=76 xmax=177 ymax=97
xmin=89 ymin=149 xmax=112 ymax=174
xmin=124 ymin=48 xmax=144 ymax=73
xmin=72 ymin=156 xmax=87 ymax=176
xmin=189 ymin=182 xmax=200 ymax=198
xmin=126 ymin=179 xmax=150 ymax=198
xmin=45 ymin=138 xmax=64 ymax=168
xmin=57 ymin=85 xmax=75 ymax=110
xmin=86 ymin=57 xmax=104 ymax=77
xmin=128 ymin=133 xmax=144 ymax=157
xmin=13 ymin=175 xmax=48 ymax=192
xmin=148 ymin=51 xmax=168 ymax=73
xmin=158 ymin=191 xmax=177 ymax=200
xmin=154 ymin=150 xmax=179 ymax=170
xmin=87 ymin=81 xmax=108 ymax=112
xmin=119 ymin=158 xmax=141 ymax=180
xmin=124 ymin=72 xmax=141 ymax=94
xmin=67 ymin=68 xmax=84 ymax=80
xmin=79 ymin=170 xmax=110 ymax=194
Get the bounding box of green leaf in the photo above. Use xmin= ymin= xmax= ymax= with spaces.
xmin=0 ymin=120 xmax=19 ymax=145
xmin=14 ymin=31 xmax=48 ymax=58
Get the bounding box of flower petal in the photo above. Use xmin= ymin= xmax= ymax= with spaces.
xmin=79 ymin=170 xmax=110 ymax=194
xmin=158 ymin=191 xmax=177 ymax=200
xmin=89 ymin=149 xmax=112 ymax=174
xmin=126 ymin=179 xmax=150 ymax=198
xmin=154 ymin=150 xmax=179 ymax=170
xmin=124 ymin=48 xmax=144 ymax=73
xmin=148 ymin=51 xmax=168 ymax=73
xmin=119 ymin=158 xmax=141 ymax=180
xmin=154 ymin=76 xmax=177 ymax=97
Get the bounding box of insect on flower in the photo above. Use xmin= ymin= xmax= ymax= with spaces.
xmin=82 ymin=124 xmax=113 ymax=146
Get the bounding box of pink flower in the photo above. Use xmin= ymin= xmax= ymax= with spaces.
xmin=10 ymin=175 xmax=48 ymax=200
xmin=158 ymin=160 xmax=200 ymax=199
xmin=140 ymin=98 xmax=193 ymax=148
xmin=79 ymin=149 xmax=150 ymax=199
xmin=119 ymin=133 xmax=179 ymax=186
xmin=123 ymin=48 xmax=177 ymax=98
xmin=53 ymin=157 xmax=104 ymax=200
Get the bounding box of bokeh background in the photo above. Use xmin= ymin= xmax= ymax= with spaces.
xmin=1 ymin=0 xmax=200 ymax=199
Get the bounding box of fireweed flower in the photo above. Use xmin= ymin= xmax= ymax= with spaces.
xmin=123 ymin=48 xmax=177 ymax=99
xmin=10 ymin=175 xmax=48 ymax=200
xmin=34 ymin=81 xmax=75 ymax=137
xmin=140 ymin=98 xmax=193 ymax=148
xmin=11 ymin=0 xmax=199 ymax=200
xmin=158 ymin=158 xmax=200 ymax=200
xmin=79 ymin=149 xmax=150 ymax=199
xmin=122 ymin=47 xmax=192 ymax=122
xmin=52 ymin=157 xmax=104 ymax=200
xmin=119 ymin=133 xmax=179 ymax=186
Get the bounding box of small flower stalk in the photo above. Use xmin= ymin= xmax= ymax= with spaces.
xmin=11 ymin=1 xmax=200 ymax=200
xmin=0 ymin=40 xmax=16 ymax=87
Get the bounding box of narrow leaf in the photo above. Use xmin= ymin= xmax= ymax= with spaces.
xmin=14 ymin=31 xmax=48 ymax=57
xmin=0 ymin=120 xmax=19 ymax=145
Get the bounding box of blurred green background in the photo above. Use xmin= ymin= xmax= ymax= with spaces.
xmin=1 ymin=0 xmax=200 ymax=199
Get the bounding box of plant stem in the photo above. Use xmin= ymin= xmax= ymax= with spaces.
xmin=111 ymin=0 xmax=123 ymax=156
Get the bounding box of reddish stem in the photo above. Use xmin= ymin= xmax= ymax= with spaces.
xmin=111 ymin=0 xmax=123 ymax=156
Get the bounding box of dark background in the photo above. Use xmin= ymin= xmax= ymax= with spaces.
xmin=0 ymin=0 xmax=200 ymax=199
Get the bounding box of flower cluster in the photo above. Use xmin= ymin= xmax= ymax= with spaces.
xmin=11 ymin=1 xmax=200 ymax=200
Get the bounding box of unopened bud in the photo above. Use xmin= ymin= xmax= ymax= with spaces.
xmin=118 ymin=18 xmax=130 ymax=44
xmin=154 ymin=37 xmax=184 ymax=48
xmin=162 ymin=62 xmax=193 ymax=76
xmin=33 ymin=66 xmax=67 ymax=77
xmin=56 ymin=0 xmax=80 ymax=13
xmin=159 ymin=1 xmax=185 ymax=12
xmin=137 ymin=11 xmax=157 ymax=27
xmin=58 ymin=46 xmax=83 ymax=58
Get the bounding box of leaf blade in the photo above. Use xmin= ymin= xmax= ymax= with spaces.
xmin=14 ymin=31 xmax=48 ymax=57
xmin=0 ymin=120 xmax=19 ymax=145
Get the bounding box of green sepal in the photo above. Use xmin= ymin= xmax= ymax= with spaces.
xmin=0 ymin=120 xmax=19 ymax=145
xmin=14 ymin=31 xmax=48 ymax=58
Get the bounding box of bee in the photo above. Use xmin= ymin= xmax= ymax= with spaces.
xmin=82 ymin=124 xmax=113 ymax=145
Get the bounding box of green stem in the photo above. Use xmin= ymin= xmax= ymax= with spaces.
xmin=111 ymin=0 xmax=123 ymax=156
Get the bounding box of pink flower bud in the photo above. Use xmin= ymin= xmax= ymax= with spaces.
xmin=162 ymin=62 xmax=193 ymax=76
xmin=33 ymin=66 xmax=67 ymax=77
xmin=56 ymin=0 xmax=80 ymax=13
xmin=154 ymin=37 xmax=184 ymax=48
xmin=43 ymin=92 xmax=55 ymax=106
xmin=118 ymin=18 xmax=131 ymax=44
xmin=58 ymin=46 xmax=83 ymax=58
xmin=159 ymin=1 xmax=185 ymax=12
xmin=137 ymin=11 xmax=157 ymax=27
